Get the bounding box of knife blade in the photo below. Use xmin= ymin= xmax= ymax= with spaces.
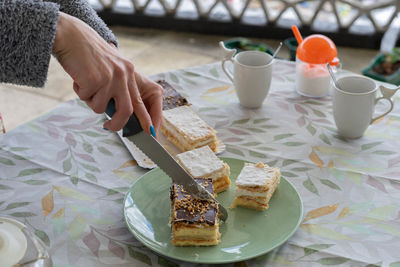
xmin=105 ymin=99 xmax=228 ymax=221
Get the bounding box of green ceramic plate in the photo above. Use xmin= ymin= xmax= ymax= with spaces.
xmin=123 ymin=157 xmax=303 ymax=264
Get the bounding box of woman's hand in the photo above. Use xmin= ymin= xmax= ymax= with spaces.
xmin=52 ymin=12 xmax=163 ymax=134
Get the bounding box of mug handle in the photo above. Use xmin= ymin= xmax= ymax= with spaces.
xmin=219 ymin=41 xmax=236 ymax=83
xmin=371 ymin=85 xmax=400 ymax=124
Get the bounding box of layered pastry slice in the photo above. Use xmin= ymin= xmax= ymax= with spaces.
xmin=176 ymin=146 xmax=230 ymax=193
xmin=170 ymin=178 xmax=221 ymax=246
xmin=161 ymin=105 xmax=218 ymax=152
xmin=231 ymin=162 xmax=280 ymax=211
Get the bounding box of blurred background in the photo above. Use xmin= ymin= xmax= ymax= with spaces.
xmin=2 ymin=0 xmax=400 ymax=131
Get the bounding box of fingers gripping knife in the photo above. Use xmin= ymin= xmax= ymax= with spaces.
xmin=105 ymin=100 xmax=228 ymax=221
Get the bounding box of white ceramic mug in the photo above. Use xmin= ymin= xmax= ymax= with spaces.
xmin=333 ymin=75 xmax=399 ymax=139
xmin=219 ymin=42 xmax=273 ymax=108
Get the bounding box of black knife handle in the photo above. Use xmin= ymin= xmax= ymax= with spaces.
xmin=105 ymin=99 xmax=143 ymax=137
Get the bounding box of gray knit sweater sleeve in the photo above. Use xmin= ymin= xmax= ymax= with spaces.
xmin=49 ymin=0 xmax=118 ymax=47
xmin=0 ymin=0 xmax=118 ymax=88
xmin=0 ymin=0 xmax=60 ymax=87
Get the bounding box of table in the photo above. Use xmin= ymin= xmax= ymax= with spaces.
xmin=1 ymin=60 xmax=400 ymax=267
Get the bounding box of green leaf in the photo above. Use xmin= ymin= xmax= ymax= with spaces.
xmin=128 ymin=246 xmax=152 ymax=265
xmin=304 ymin=244 xmax=334 ymax=256
xmin=283 ymin=142 xmax=306 ymax=146
xmin=312 ymin=108 xmax=326 ymax=117
xmin=249 ymin=150 xmax=267 ymax=158
xmin=253 ymin=118 xmax=270 ymax=124
xmin=281 ymin=171 xmax=297 ymax=177
xmin=0 ymin=184 xmax=12 ymax=190
xmin=85 ymin=173 xmax=97 ymax=182
xmin=316 ymin=256 xmax=348 ymax=265
xmin=209 ymin=67 xmax=219 ymax=78
xmin=79 ymin=131 xmax=104 ymax=137
xmin=23 ymin=180 xmax=49 ymax=185
xmin=274 ymin=133 xmax=294 ymax=140
xmin=372 ymin=150 xmax=397 ymax=155
xmin=35 ymin=228 xmax=50 ymax=246
xmin=266 ymin=160 xmax=278 ymax=166
xmin=80 ymin=163 xmax=101 ymax=173
xmin=226 ymin=146 xmax=245 ymax=157
xmin=63 ymin=158 xmax=72 ymax=173
xmin=8 ymin=212 xmax=36 ymax=217
xmin=319 ymin=133 xmax=332 ymax=145
xmin=361 ymin=142 xmax=383 ymax=151
xmin=291 ymin=167 xmax=312 ymax=172
xmin=232 ymin=119 xmax=250 ymax=125
xmin=0 ymin=201 xmax=4 ymax=207
xmin=282 ymin=159 xmax=297 ymax=167
xmin=306 ymin=123 xmax=317 ymax=136
xmin=170 ymin=73 xmax=179 ymax=83
xmin=303 ymin=177 xmax=319 ymax=196
xmin=158 ymin=256 xmax=179 ymax=267
xmin=70 ymin=174 xmax=79 ymax=186
xmin=13 ymin=155 xmax=26 ymax=160
xmin=5 ymin=202 xmax=30 ymax=210
xmin=0 ymin=157 xmax=15 ymax=165
xmin=320 ymin=179 xmax=341 ymax=190
xmin=245 ymin=127 xmax=265 ymax=133
xmin=18 ymin=168 xmax=44 ymax=177
xmin=9 ymin=147 xmax=29 ymax=151
xmin=83 ymin=142 xmax=93 ymax=153
xmin=261 ymin=125 xmax=279 ymax=129
xmin=100 ymin=139 xmax=123 ymax=147
xmin=241 ymin=142 xmax=262 ymax=146
xmin=97 ymin=146 xmax=113 ymax=156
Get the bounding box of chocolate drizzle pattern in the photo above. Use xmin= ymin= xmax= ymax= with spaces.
xmin=170 ymin=178 xmax=217 ymax=225
xmin=158 ymin=80 xmax=189 ymax=110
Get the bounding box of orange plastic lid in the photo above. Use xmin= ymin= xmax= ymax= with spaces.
xmin=296 ymin=34 xmax=339 ymax=65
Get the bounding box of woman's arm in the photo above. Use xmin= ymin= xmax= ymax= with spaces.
xmin=0 ymin=0 xmax=60 ymax=87
xmin=46 ymin=0 xmax=118 ymax=47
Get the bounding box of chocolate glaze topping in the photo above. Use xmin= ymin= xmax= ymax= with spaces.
xmin=170 ymin=178 xmax=218 ymax=225
xmin=158 ymin=80 xmax=189 ymax=110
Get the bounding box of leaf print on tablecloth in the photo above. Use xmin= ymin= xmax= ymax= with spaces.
xmin=306 ymin=123 xmax=316 ymax=136
xmin=316 ymin=257 xmax=349 ymax=265
xmin=74 ymin=152 xmax=95 ymax=162
xmin=18 ymin=168 xmax=44 ymax=177
xmin=34 ymin=228 xmax=50 ymax=247
xmin=9 ymin=147 xmax=29 ymax=152
xmin=390 ymin=262 xmax=400 ymax=267
xmin=118 ymin=160 xmax=137 ymax=169
xmin=319 ymin=179 xmax=341 ymax=191
xmin=23 ymin=180 xmax=49 ymax=185
xmin=70 ymin=173 xmax=79 ymax=185
xmin=79 ymin=131 xmax=105 ymax=137
xmin=42 ymin=189 xmax=54 ymax=217
xmin=390 ymin=180 xmax=400 ymax=190
xmin=204 ymin=85 xmax=230 ymax=94
xmin=303 ymin=204 xmax=338 ymax=222
xmin=54 ymin=186 xmax=92 ymax=201
xmin=97 ymin=146 xmax=113 ymax=156
xmin=361 ymin=142 xmax=383 ymax=151
xmin=311 ymin=108 xmax=326 ymax=118
xmin=281 ymin=172 xmax=297 ymax=177
xmin=282 ymin=159 xmax=297 ymax=167
xmin=297 ymin=116 xmax=306 ymax=127
xmin=291 ymin=167 xmax=313 ymax=172
xmin=56 ymin=149 xmax=69 ymax=161
xmin=301 ymin=224 xmax=350 ymax=240
xmin=113 ymin=170 xmax=138 ymax=183
xmin=266 ymin=159 xmax=278 ymax=166
xmin=337 ymin=207 xmax=350 ymax=219
xmin=309 ymin=149 xmax=323 ymax=168
xmin=209 ymin=67 xmax=219 ymax=78
xmin=366 ymin=176 xmax=387 ymax=193
xmin=128 ymin=247 xmax=152 ymax=265
xmin=47 ymin=126 xmax=59 ymax=139
xmin=372 ymin=150 xmax=397 ymax=155
xmin=249 ymin=150 xmax=267 ymax=158
xmin=85 ymin=173 xmax=97 ymax=182
xmin=295 ymin=104 xmax=308 ymax=115
xmin=0 ymin=157 xmax=15 ymax=166
xmin=254 ymin=118 xmax=270 ymax=124
xmin=274 ymin=133 xmax=295 ymax=140
xmin=8 ymin=212 xmax=36 ymax=217
xmin=224 ymin=137 xmax=243 ymax=143
xmin=319 ymin=134 xmax=331 ymax=145
xmin=226 ymin=146 xmax=245 ymax=157
xmin=241 ymin=141 xmax=262 ymax=146
xmin=83 ymin=228 xmax=100 ymax=257
xmin=52 ymin=207 xmax=66 ymax=236
xmin=303 ymin=244 xmax=334 ymax=257
xmin=83 ymin=141 xmax=94 ymax=153
xmin=228 ymin=129 xmax=249 ymax=135
xmin=0 ymin=184 xmax=13 ymax=190
xmin=232 ymin=119 xmax=250 ymax=125
xmin=169 ymin=73 xmax=179 ymax=83
xmin=4 ymin=202 xmax=30 ymax=210
xmin=365 ymin=205 xmax=396 ymax=221
xmin=63 ymin=158 xmax=72 ymax=173
xmin=303 ymin=177 xmax=319 ymax=196
xmin=44 ymin=115 xmax=73 ymax=122
xmin=314 ymin=146 xmax=353 ymax=156
xmin=108 ymin=240 xmax=125 ymax=259
xmin=68 ymin=215 xmax=87 ymax=241
xmin=80 ymin=163 xmax=101 ymax=173
xmin=65 ymin=133 xmax=77 ymax=147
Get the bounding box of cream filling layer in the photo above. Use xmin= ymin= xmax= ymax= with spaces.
xmin=162 ymin=122 xmax=215 ymax=148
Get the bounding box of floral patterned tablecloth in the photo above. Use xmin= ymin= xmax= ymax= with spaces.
xmin=1 ymin=60 xmax=400 ymax=267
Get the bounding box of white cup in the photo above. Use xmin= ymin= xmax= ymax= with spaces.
xmin=333 ymin=75 xmax=399 ymax=139
xmin=220 ymin=42 xmax=273 ymax=108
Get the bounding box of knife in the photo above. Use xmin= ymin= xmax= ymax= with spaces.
xmin=105 ymin=99 xmax=228 ymax=221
